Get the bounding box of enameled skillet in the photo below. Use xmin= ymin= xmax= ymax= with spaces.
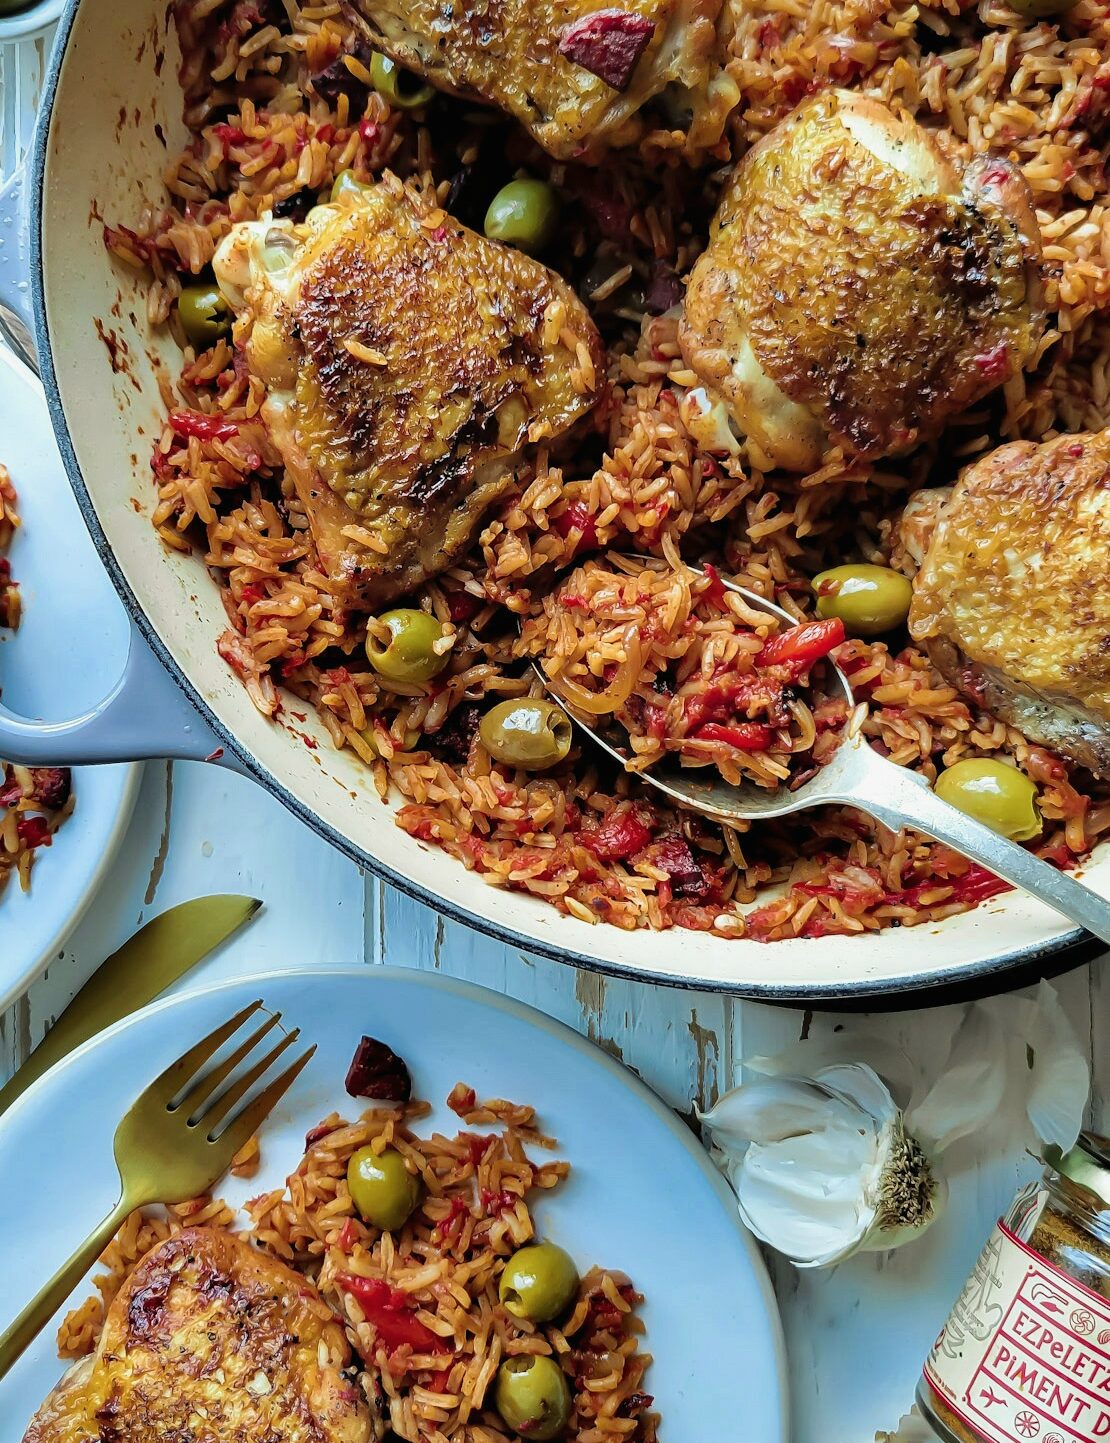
xmin=0 ymin=0 xmax=1105 ymax=1001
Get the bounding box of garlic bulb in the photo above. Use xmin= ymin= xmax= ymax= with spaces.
xmin=701 ymin=981 xmax=1087 ymax=1269
xmin=703 ymin=1063 xmax=940 ymax=1268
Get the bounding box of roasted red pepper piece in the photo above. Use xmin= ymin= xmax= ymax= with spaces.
xmin=889 ymin=863 xmax=1012 ymax=909
xmin=552 ymin=499 xmax=598 ymax=551
xmin=16 ymin=816 xmax=50 ymax=848
xmin=448 ymin=1084 xmax=478 ymax=1116
xmin=682 ymin=677 xmax=786 ymax=732
xmin=973 ymin=341 xmax=1010 ymax=381
xmin=463 ymin=1133 xmax=496 ymax=1167
xmin=700 ymin=563 xmax=727 ymax=607
xmin=694 ymin=722 xmax=774 ymax=751
xmin=169 ymin=409 xmax=240 ymax=443
xmin=558 ymin=9 xmax=656 ymax=91
xmin=948 ymin=864 xmax=1012 ymax=905
xmin=757 ymin=618 xmax=845 ymax=673
xmin=644 ymin=701 xmax=669 ymax=739
xmin=432 ymin=1195 xmax=471 ymax=1243
xmin=211 ymin=122 xmax=248 ymax=153
xmin=337 ymin=1274 xmax=449 ymax=1354
xmin=580 ymin=806 xmax=653 ymax=860
xmin=480 ymin=1187 xmax=518 ymax=1216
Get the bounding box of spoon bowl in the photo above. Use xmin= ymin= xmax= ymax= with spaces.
xmin=533 ymin=557 xmax=1110 ymax=946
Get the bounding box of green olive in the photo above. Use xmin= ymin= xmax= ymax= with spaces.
xmin=479 ymin=698 xmax=572 ymax=771
xmin=370 ymin=52 xmax=435 ymax=109
xmin=483 ymin=179 xmax=559 ymax=254
xmin=177 ymin=283 xmax=232 ymax=348
xmin=499 ymin=1243 xmax=580 ymax=1323
xmin=494 ymin=1355 xmax=572 ymax=1440
xmin=812 ymin=564 xmax=913 ymax=638
xmin=331 ymin=168 xmax=373 ymax=202
xmin=347 ymin=1145 xmax=423 ymax=1231
xmin=1007 ymin=0 xmax=1076 ymax=16
xmin=365 ymin=609 xmax=449 ymax=684
xmin=934 ymin=758 xmax=1042 ymax=842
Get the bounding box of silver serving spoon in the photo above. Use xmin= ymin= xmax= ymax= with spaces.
xmin=534 ymin=561 xmax=1110 ymax=947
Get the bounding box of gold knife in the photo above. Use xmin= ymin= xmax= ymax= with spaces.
xmin=0 ymin=894 xmax=262 ymax=1117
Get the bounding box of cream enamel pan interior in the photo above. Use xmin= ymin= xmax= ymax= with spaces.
xmin=28 ymin=0 xmax=1110 ymax=998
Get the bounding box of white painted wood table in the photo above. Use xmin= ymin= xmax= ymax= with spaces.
xmin=3 ymin=28 xmax=1110 ymax=1443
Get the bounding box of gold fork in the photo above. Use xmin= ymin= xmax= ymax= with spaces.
xmin=0 ymin=999 xmax=315 ymax=1380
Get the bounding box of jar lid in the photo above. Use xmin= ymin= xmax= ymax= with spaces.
xmin=1056 ymin=1132 xmax=1110 ymax=1207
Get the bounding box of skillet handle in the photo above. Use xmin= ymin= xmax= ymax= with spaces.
xmin=825 ymin=734 xmax=1110 ymax=948
xmin=0 ymin=204 xmax=245 ymax=774
xmin=0 ymin=622 xmax=246 ymax=771
xmin=0 ymin=167 xmax=37 ymax=373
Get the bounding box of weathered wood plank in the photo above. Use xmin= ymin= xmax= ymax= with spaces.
xmin=370 ymin=879 xmax=731 ymax=1117
xmin=0 ymin=761 xmax=367 ymax=1065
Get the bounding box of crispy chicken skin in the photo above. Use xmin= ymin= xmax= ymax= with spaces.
xmin=346 ymin=0 xmax=734 ymax=160
xmin=214 ymin=175 xmax=602 ymax=613
xmin=904 ymin=431 xmax=1110 ymax=778
xmin=680 ymin=89 xmax=1044 ymax=472
xmin=23 ymin=1227 xmax=380 ymax=1443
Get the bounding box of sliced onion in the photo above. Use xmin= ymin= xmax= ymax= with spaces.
xmin=261 ymin=226 xmax=297 ymax=271
xmin=544 ymin=626 xmax=643 ymax=716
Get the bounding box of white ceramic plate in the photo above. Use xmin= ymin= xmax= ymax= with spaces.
xmin=0 ymin=344 xmax=139 ymax=1009
xmin=0 ymin=966 xmax=787 ymax=1438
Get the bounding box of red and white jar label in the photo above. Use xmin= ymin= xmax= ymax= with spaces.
xmin=924 ymin=1216 xmax=1110 ymax=1443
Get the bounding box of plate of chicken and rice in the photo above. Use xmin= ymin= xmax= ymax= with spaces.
xmin=8 ymin=0 xmax=1110 ymax=996
xmin=2 ymin=968 xmax=787 ymax=1441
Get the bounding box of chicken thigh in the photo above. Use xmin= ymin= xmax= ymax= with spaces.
xmin=24 ymin=1227 xmax=380 ymax=1443
xmin=904 ymin=430 xmax=1110 ymax=778
xmin=680 ymin=89 xmax=1044 ymax=473
xmin=346 ymin=0 xmax=734 ymax=159
xmin=214 ymin=174 xmax=602 ymax=614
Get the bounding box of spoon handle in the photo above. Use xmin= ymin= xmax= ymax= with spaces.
xmin=829 ymin=737 xmax=1110 ymax=947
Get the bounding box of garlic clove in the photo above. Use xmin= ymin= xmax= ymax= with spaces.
xmin=817 ymin=1062 xmax=901 ymax=1127
xmin=1013 ymin=979 xmax=1088 ymax=1154
xmin=699 ymin=1076 xmax=844 ymax=1146
xmin=737 ymin=1157 xmax=878 ymax=1268
xmin=903 ymin=1005 xmax=1006 ymax=1153
xmin=905 ymin=980 xmax=1087 ymax=1158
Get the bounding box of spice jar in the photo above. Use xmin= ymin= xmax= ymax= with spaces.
xmin=918 ymin=1133 xmax=1110 ymax=1443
